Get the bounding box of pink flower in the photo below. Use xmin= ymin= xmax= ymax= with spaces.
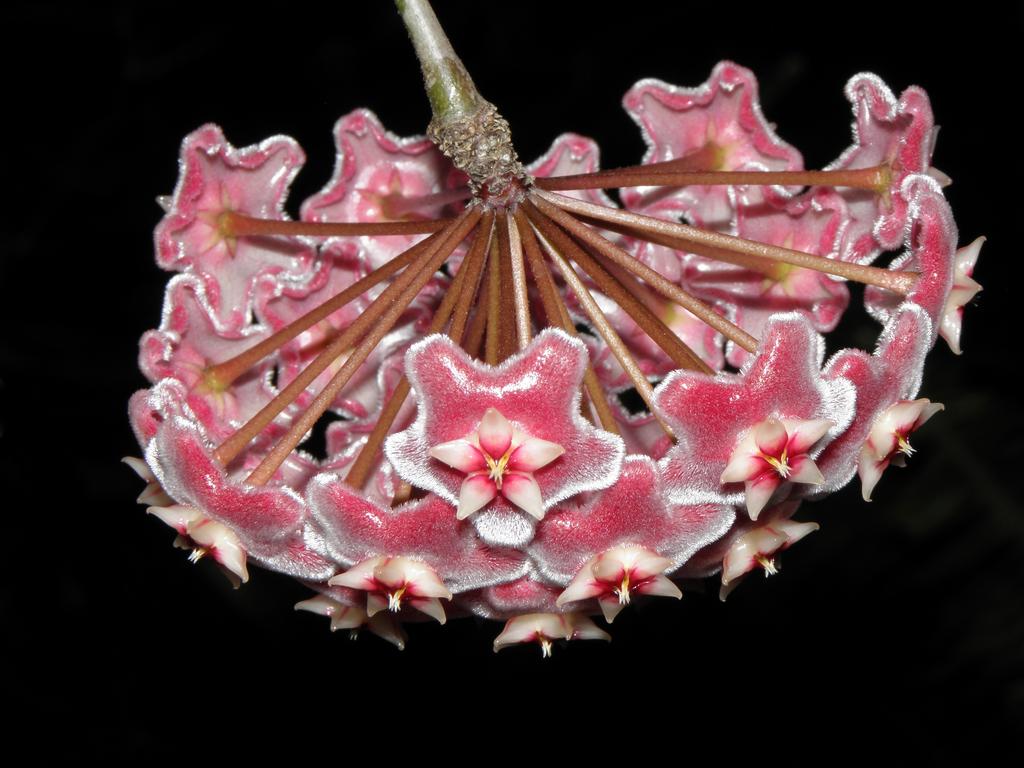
xmin=827 ymin=74 xmax=941 ymax=264
xmin=155 ymin=125 xmax=315 ymax=332
xmin=719 ymin=501 xmax=819 ymax=600
xmin=328 ymin=555 xmax=453 ymax=624
xmin=129 ymin=3 xmax=981 ymax=648
xmin=858 ymin=398 xmax=944 ymax=501
xmin=622 ymin=61 xmax=802 ymax=232
xmin=385 ymin=330 xmax=625 ymax=535
xmin=655 ymin=315 xmax=854 ymax=510
xmin=720 ymin=416 xmax=832 ymax=520
xmin=556 ymin=545 xmax=682 ymax=623
xmin=294 ymin=593 xmax=407 ymax=649
xmin=940 ymin=237 xmax=985 ymax=355
xmin=429 ymin=407 xmax=564 ymax=520
xmin=492 ymin=612 xmax=610 ymax=657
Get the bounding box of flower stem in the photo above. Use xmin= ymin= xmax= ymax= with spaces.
xmin=343 ymin=213 xmax=495 ymax=491
xmin=214 ymin=210 xmax=478 ymax=468
xmin=515 ymin=211 xmax=620 ymax=435
xmin=396 ymin=0 xmax=485 ymax=125
xmin=395 ymin=0 xmax=525 ymax=195
xmin=525 ymin=206 xmax=712 ymax=374
xmin=535 ymin=164 xmax=891 ymax=193
xmin=534 ymin=189 xmax=918 ymax=295
xmin=500 ymin=211 xmax=532 ymax=350
xmin=530 ymin=218 xmax=675 ymax=439
xmin=528 ymin=195 xmax=759 ymax=353
xmin=203 ymin=231 xmax=443 ymax=391
xmin=245 ymin=209 xmax=483 ymax=485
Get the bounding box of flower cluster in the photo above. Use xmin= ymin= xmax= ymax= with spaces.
xmin=128 ymin=12 xmax=980 ymax=654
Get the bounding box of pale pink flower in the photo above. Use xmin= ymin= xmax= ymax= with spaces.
xmin=155 ymin=125 xmax=316 ymax=332
xmin=622 ymin=61 xmax=802 ymax=232
xmin=294 ymin=593 xmax=407 ymax=649
xmin=556 ymin=545 xmax=682 ymax=623
xmin=428 ymin=407 xmax=564 ymax=520
xmin=328 ymin=555 xmax=453 ymax=624
xmin=492 ymin=612 xmax=610 ymax=657
xmin=385 ymin=329 xmax=625 ymax=536
xmin=720 ymin=416 xmax=833 ymax=520
xmin=858 ymin=398 xmax=944 ymax=501
xmin=940 ymin=237 xmax=985 ymax=355
xmin=719 ymin=502 xmax=819 ymax=600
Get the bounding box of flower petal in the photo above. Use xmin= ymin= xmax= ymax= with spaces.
xmin=636 ymin=574 xmax=683 ymax=600
xmin=787 ymin=455 xmax=825 ymax=485
xmin=457 ymin=473 xmax=498 ymax=520
xmin=507 ymin=437 xmax=565 ymax=473
xmin=753 ymin=418 xmax=789 ymax=457
xmin=501 ymin=472 xmax=545 ymax=520
xmin=429 ymin=439 xmax=487 ymax=473
xmin=478 ymin=407 xmax=514 ymax=458
xmin=745 ymin=475 xmax=780 ymax=520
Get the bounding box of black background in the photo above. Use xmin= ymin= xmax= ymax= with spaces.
xmin=4 ymin=1 xmax=1022 ymax=760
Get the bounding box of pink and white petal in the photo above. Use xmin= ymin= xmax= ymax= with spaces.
xmin=387 ymin=329 xmax=625 ymax=513
xmin=941 ymin=237 xmax=984 ymax=354
xmin=125 ymin=456 xmax=176 ymax=507
xmin=187 ymin=518 xmax=250 ymax=584
xmin=410 ymin=597 xmax=447 ymax=625
xmin=753 ymin=418 xmax=789 ymax=457
xmin=786 ymin=455 xmax=825 ymax=486
xmin=501 ymin=472 xmax=545 ymax=520
xmin=328 ymin=556 xmax=385 ymax=592
xmin=365 ymin=591 xmax=389 ymax=617
xmin=493 ymin=613 xmax=572 ymax=653
xmin=376 ymin=557 xmax=453 ymax=601
xmin=366 ymin=614 xmax=408 ymax=650
xmin=784 ymin=418 xmax=834 ymax=454
xmin=147 ymin=503 xmax=204 ymax=537
xmin=429 ymin=439 xmax=487 ymax=473
xmin=628 ymin=549 xmax=675 ymax=581
xmin=858 ymin=452 xmax=889 ymax=501
xmin=477 ymin=407 xmax=514 ymax=458
xmin=458 ymin=474 xmax=499 ymax=520
xmin=507 ymin=437 xmax=565 ymax=473
xmin=721 ymin=526 xmax=789 ymax=585
xmin=636 ymin=574 xmax=683 ymax=600
xmin=720 ymin=438 xmax=763 ymax=484
xmin=555 ymin=574 xmax=605 ymax=607
xmin=744 ymin=474 xmax=781 ymax=521
xmin=598 ymin=594 xmax=627 ymax=624
xmin=567 ymin=614 xmax=612 ymax=643
xmin=589 ymin=551 xmax=628 ymax=584
xmin=294 ymin=595 xmax=369 ymax=632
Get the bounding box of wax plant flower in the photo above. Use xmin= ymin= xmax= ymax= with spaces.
xmin=128 ymin=0 xmax=983 ymax=655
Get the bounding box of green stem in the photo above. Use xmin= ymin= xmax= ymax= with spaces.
xmin=395 ymin=0 xmax=484 ymax=126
